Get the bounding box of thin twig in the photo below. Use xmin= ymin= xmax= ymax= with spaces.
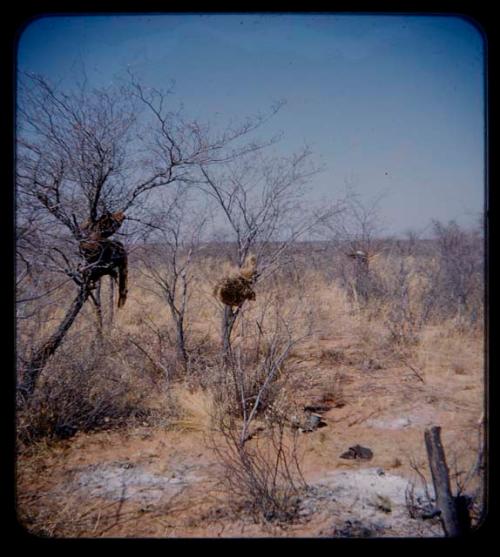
xmin=400 ymin=356 xmax=426 ymax=383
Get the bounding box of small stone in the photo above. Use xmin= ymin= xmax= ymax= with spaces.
xmin=340 ymin=444 xmax=373 ymax=460
xmin=299 ymin=413 xmax=327 ymax=433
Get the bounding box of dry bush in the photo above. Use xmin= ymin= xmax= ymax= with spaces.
xmin=212 ymin=349 xmax=288 ymax=423
xmin=344 ymin=233 xmax=482 ymax=353
xmin=373 ymin=225 xmax=484 ymax=338
xmin=346 ymin=261 xmax=386 ymax=310
xmin=211 ymin=401 xmax=307 ymax=523
xmin=212 ymin=278 xmax=312 ymax=422
xmin=305 ymin=220 xmax=483 ymax=345
xmin=120 ymin=313 xmax=184 ymax=386
xmin=205 ymin=280 xmax=309 ymax=523
xmin=17 ymin=332 xmax=171 ymax=444
xmin=205 ymin=316 xmax=298 ymax=425
xmin=405 ymin=458 xmax=438 ymax=522
xmin=376 ymin=254 xmax=427 ymax=348
xmin=419 ymin=221 xmax=484 ymax=329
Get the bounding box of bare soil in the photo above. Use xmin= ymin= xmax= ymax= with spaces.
xmin=16 ymin=327 xmax=484 ymax=539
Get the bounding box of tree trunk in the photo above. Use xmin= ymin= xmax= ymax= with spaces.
xmin=19 ymin=285 xmax=90 ymax=402
xmin=93 ymin=280 xmax=103 ymax=340
xmin=222 ymin=305 xmax=239 ymax=364
xmin=424 ymin=426 xmax=470 ymax=536
xmin=165 ymin=299 xmax=188 ymax=371
xmin=175 ymin=317 xmax=188 ymax=371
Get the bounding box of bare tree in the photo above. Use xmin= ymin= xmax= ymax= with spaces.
xmin=197 ymin=147 xmax=339 ymax=357
xmin=136 ymin=185 xmax=208 ymax=371
xmin=16 ymin=71 xmax=281 ymax=400
xmin=337 ymin=187 xmax=388 ymax=257
xmin=320 ymin=187 xmax=388 ymax=305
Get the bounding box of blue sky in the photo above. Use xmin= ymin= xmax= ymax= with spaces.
xmin=17 ymin=13 xmax=485 ymax=236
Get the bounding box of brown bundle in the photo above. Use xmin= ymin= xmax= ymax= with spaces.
xmin=79 ymin=211 xmax=128 ymax=307
xmin=214 ymin=254 xmax=258 ymax=307
xmin=81 ymin=211 xmax=125 ymax=240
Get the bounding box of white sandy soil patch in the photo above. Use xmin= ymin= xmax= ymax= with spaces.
xmin=300 ymin=467 xmax=441 ymax=537
xmin=71 ymin=460 xmax=206 ymax=504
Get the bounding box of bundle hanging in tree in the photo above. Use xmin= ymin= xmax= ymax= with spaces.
xmin=79 ymin=210 xmax=128 ymax=308
xmin=214 ymin=254 xmax=258 ymax=307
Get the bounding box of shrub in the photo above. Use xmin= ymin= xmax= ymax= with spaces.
xmin=17 ymin=336 xmax=160 ymax=444
xmin=212 ymin=404 xmax=306 ymax=523
xmin=420 ymin=221 xmax=484 ymax=327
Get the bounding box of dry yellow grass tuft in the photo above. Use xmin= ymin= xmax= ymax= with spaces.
xmin=170 ymin=385 xmax=216 ymax=432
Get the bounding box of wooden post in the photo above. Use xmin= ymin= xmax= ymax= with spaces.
xmin=424 ymin=426 xmax=468 ymax=537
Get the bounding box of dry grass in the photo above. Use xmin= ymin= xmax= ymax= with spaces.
xmin=16 ymin=244 xmax=485 ymax=536
xmin=17 ymin=249 xmax=484 ymax=428
xmin=170 ymin=385 xmax=216 ymax=433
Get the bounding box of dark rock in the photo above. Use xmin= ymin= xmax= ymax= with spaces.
xmin=335 ymin=519 xmax=384 ymax=538
xmin=340 ymin=444 xmax=373 ymax=460
xmin=301 ymin=413 xmax=327 ymax=433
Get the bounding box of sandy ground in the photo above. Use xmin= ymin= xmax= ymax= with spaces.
xmin=16 ymin=329 xmax=485 ymax=538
